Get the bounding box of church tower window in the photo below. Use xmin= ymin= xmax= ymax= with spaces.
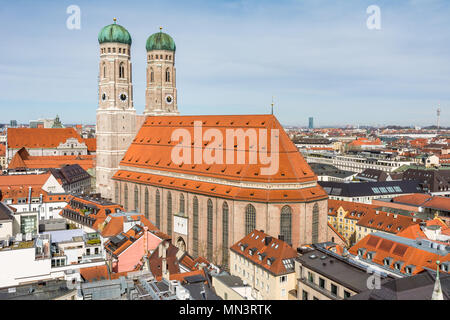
xmin=165 ymin=68 xmax=170 ymax=82
xmin=312 ymin=203 xmax=320 ymax=243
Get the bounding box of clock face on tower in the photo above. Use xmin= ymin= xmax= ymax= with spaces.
xmin=165 ymin=95 xmax=173 ymax=104
xmin=120 ymin=93 xmax=127 ymax=101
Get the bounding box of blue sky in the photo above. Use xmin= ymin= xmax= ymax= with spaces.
xmin=0 ymin=0 xmax=449 ymax=127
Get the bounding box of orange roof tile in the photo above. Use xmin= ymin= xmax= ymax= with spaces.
xmin=83 ymin=138 xmax=96 ymax=152
xmin=7 ymin=128 xmax=84 ymax=149
xmin=0 ymin=172 xmax=52 ymax=188
xmin=114 ymin=170 xmax=327 ymax=203
xmin=8 ymin=147 xmax=95 ymax=171
xmin=356 ymin=211 xmax=421 ymax=234
xmin=349 ymin=233 xmax=449 ymax=275
xmin=119 ymin=115 xmax=318 ymax=184
xmin=80 ymin=265 xmax=109 ymax=282
xmin=230 ymin=229 xmax=297 ymax=276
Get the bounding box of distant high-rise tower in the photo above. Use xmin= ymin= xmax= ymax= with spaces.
xmin=144 ymin=28 xmax=179 ymax=116
xmin=308 ymin=117 xmax=314 ymax=129
xmin=437 ymin=107 xmax=441 ymax=130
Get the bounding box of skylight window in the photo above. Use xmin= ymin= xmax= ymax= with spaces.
xmin=386 ymin=187 xmax=395 ymax=193
xmin=379 ymin=187 xmax=388 ymax=193
xmin=393 ymin=186 xmax=402 ymax=192
xmin=372 ymin=187 xmax=380 ymax=194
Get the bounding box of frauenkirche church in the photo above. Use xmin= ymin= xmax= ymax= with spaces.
xmin=95 ymin=20 xmax=330 ymax=266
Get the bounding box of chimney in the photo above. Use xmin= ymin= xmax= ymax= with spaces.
xmin=264 ymin=236 xmax=272 ymax=246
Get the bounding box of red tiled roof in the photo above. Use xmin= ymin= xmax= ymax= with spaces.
xmin=349 ymin=234 xmax=449 ymax=275
xmin=117 ymin=115 xmax=319 ymax=182
xmin=0 ymin=144 xmax=5 ymax=157
xmin=230 ymin=229 xmax=297 ymax=276
xmin=80 ymin=265 xmax=109 ymax=282
xmin=0 ymin=172 xmax=52 ymax=188
xmin=8 ymin=147 xmax=95 ymax=171
xmin=328 ymin=199 xmax=378 ymax=220
xmin=392 ymin=194 xmax=432 ymax=206
xmin=7 ymin=128 xmax=84 ymax=149
xmin=83 ymin=138 xmax=96 ymax=153
xmin=356 ymin=211 xmax=421 ymax=234
xmin=114 ymin=170 xmax=327 ymax=203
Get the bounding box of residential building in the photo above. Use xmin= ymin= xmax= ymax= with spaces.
xmin=0 ymin=202 xmax=14 ymax=239
xmin=309 ymin=163 xmax=356 ymax=182
xmin=6 ymin=127 xmax=93 ymax=163
xmin=8 ymin=147 xmax=95 ymax=171
xmin=320 ymin=180 xmax=423 ymax=203
xmin=348 ymin=232 xmax=449 ymax=277
xmin=292 ymin=245 xmax=392 ymax=300
xmin=349 ymin=268 xmax=449 ymax=300
xmin=229 ymin=230 xmax=297 ymax=300
xmin=49 ymin=164 xmax=92 ymax=195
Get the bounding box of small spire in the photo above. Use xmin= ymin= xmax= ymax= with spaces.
xmin=113 ymin=18 xmax=117 ymax=24
xmin=432 ymin=260 xmax=443 ymax=300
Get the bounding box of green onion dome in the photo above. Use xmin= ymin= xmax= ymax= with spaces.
xmin=98 ymin=19 xmax=132 ymax=45
xmin=146 ymin=28 xmax=176 ymax=52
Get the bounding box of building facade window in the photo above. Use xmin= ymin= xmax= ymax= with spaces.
xmin=165 ymin=68 xmax=170 ymax=82
xmin=207 ymin=199 xmax=213 ymax=261
xmin=193 ymin=196 xmax=199 ymax=257
xmin=245 ymin=204 xmax=256 ymax=236
xmin=150 ymin=68 xmax=154 ymax=82
xmin=222 ymin=202 xmax=229 ymax=268
xmin=144 ymin=188 xmax=149 ymax=220
xmin=280 ymin=206 xmax=292 ymax=245
xmin=312 ymin=203 xmax=319 ymax=243
xmin=119 ymin=62 xmax=125 ymax=78
xmin=124 ymin=184 xmax=128 ymax=210
xmin=179 ymin=193 xmax=185 ymax=216
xmin=167 ymin=192 xmax=172 ymax=235
xmin=134 ymin=185 xmax=139 ymax=211
xmin=155 ymin=189 xmax=160 ymax=228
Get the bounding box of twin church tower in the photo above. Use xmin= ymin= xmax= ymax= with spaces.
xmin=96 ymin=19 xmax=179 ymax=198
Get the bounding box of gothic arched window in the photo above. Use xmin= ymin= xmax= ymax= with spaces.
xmin=245 ymin=204 xmax=256 ymax=236
xmin=312 ymin=203 xmax=320 ymax=243
xmin=119 ymin=62 xmax=125 ymax=78
xmin=103 ymin=63 xmax=106 ymax=78
xmin=124 ymin=185 xmax=128 ymax=211
xmin=150 ymin=68 xmax=154 ymax=82
xmin=144 ymin=188 xmax=149 ymax=219
xmin=155 ymin=189 xmax=160 ymax=228
xmin=179 ymin=194 xmax=185 ymax=216
xmin=193 ymin=196 xmax=199 ymax=257
xmin=165 ymin=68 xmax=170 ymax=82
xmin=222 ymin=202 xmax=229 ymax=268
xmin=207 ymin=199 xmax=213 ymax=261
xmin=280 ymin=206 xmax=292 ymax=245
xmin=134 ymin=185 xmax=139 ymax=211
xmin=167 ymin=192 xmax=172 ymax=235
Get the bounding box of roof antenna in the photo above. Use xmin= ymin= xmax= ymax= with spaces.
xmin=271 ymin=96 xmax=274 ymax=115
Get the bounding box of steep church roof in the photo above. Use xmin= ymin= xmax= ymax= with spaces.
xmin=113 ymin=114 xmax=327 ymax=203
xmin=146 ymin=30 xmax=176 ymax=52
